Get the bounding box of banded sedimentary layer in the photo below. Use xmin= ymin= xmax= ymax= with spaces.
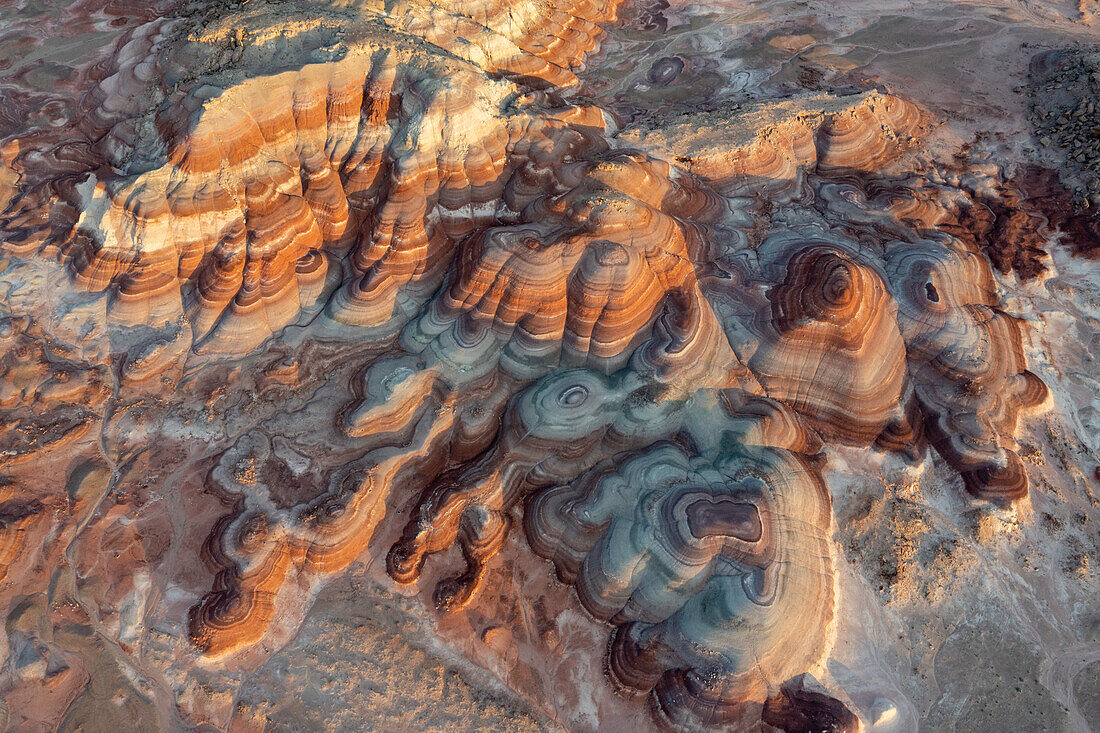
xmin=527 ymin=399 xmax=835 ymax=727
xmin=0 ymin=0 xmax=1054 ymax=729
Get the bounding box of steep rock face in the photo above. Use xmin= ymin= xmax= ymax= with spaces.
xmin=0 ymin=0 xmax=1055 ymax=730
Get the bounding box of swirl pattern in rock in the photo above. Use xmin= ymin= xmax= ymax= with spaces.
xmin=0 ymin=0 xmax=1055 ymax=729
xmin=527 ymin=397 xmax=835 ymax=727
xmin=746 ymin=242 xmax=911 ymax=447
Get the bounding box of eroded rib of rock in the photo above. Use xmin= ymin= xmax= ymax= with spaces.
xmin=69 ymin=50 xmax=521 ymax=352
xmin=190 ymin=372 xmax=456 ymax=657
xmin=4 ymin=1 xmax=620 ymax=356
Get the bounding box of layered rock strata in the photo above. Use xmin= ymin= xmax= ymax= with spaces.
xmin=0 ymin=0 xmax=1053 ymax=729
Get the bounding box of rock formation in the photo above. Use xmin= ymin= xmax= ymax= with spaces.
xmin=745 ymin=242 xmax=911 ymax=447
xmin=527 ymin=398 xmax=836 ymax=728
xmin=0 ymin=0 xmax=1060 ymax=729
